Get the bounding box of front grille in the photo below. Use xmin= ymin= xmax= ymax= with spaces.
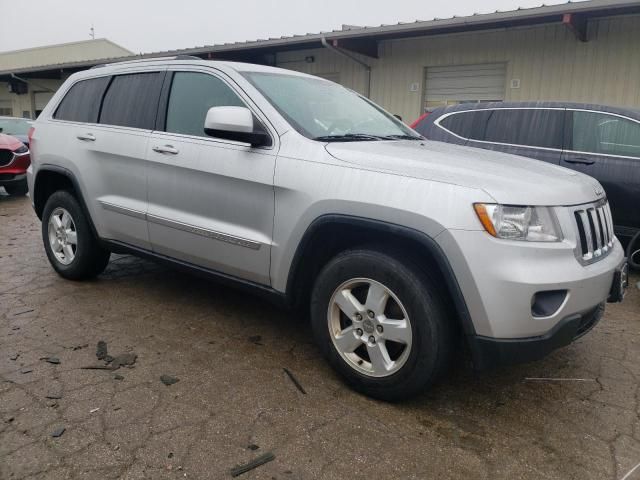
xmin=573 ymin=200 xmax=614 ymax=265
xmin=0 ymin=149 xmax=13 ymax=167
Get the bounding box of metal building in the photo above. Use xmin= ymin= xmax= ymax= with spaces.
xmin=1 ymin=0 xmax=639 ymax=123
xmin=0 ymin=39 xmax=132 ymax=119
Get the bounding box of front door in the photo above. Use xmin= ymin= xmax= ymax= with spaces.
xmin=146 ymin=69 xmax=277 ymax=285
xmin=561 ymin=109 xmax=640 ymax=237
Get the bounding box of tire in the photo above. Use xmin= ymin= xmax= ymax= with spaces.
xmin=310 ymin=247 xmax=453 ymax=401
xmin=627 ymin=231 xmax=640 ymax=272
xmin=4 ymin=181 xmax=28 ymax=196
xmin=42 ymin=190 xmax=110 ymax=280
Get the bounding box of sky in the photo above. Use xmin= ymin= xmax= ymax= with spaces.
xmin=1 ymin=0 xmax=575 ymax=54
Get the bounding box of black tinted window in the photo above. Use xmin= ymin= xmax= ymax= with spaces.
xmin=572 ymin=111 xmax=640 ymax=158
xmin=99 ymin=73 xmax=164 ymax=129
xmin=54 ymin=77 xmax=110 ymax=123
xmin=483 ymin=109 xmax=564 ymax=149
xmin=165 ymin=72 xmax=244 ymax=137
xmin=439 ymin=111 xmax=491 ymax=140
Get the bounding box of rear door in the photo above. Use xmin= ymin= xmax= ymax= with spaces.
xmin=145 ymin=68 xmax=277 ymax=285
xmin=467 ymin=108 xmax=565 ymax=164
xmin=562 ymin=109 xmax=640 ymax=235
xmin=51 ymin=71 xmax=164 ymax=249
xmin=90 ymin=70 xmax=165 ymax=249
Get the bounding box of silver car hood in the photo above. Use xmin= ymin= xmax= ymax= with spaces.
xmin=325 ymin=140 xmax=603 ymax=206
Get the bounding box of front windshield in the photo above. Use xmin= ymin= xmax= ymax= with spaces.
xmin=0 ymin=118 xmax=32 ymax=136
xmin=242 ymin=72 xmax=421 ymax=141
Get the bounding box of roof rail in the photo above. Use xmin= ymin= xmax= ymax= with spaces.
xmin=91 ymin=55 xmax=203 ymax=69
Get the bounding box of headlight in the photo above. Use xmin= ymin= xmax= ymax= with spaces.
xmin=474 ymin=204 xmax=563 ymax=242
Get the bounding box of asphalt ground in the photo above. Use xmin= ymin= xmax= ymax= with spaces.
xmin=2 ymin=191 xmax=640 ymax=479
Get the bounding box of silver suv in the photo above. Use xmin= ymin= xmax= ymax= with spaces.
xmin=27 ymin=57 xmax=628 ymax=400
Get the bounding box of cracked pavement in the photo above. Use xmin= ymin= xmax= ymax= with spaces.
xmin=1 ymin=191 xmax=640 ymax=480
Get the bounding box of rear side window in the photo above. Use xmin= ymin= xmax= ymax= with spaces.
xmin=572 ymin=111 xmax=640 ymax=158
xmin=54 ymin=77 xmax=110 ymax=123
xmin=99 ymin=72 xmax=164 ymax=129
xmin=165 ymin=72 xmax=245 ymax=137
xmin=483 ymin=109 xmax=564 ymax=149
xmin=439 ymin=110 xmax=491 ymax=140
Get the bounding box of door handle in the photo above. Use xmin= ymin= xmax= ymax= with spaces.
xmin=76 ymin=133 xmax=96 ymax=142
xmin=564 ymin=158 xmax=595 ymax=166
xmin=152 ymin=145 xmax=179 ymax=155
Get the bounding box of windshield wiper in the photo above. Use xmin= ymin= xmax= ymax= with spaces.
xmin=313 ymin=133 xmax=383 ymax=142
xmin=379 ymin=134 xmax=424 ymax=141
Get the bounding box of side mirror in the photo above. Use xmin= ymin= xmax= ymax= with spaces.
xmin=204 ymin=106 xmax=271 ymax=147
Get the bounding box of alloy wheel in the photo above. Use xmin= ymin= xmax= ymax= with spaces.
xmin=48 ymin=207 xmax=78 ymax=265
xmin=328 ymin=278 xmax=413 ymax=378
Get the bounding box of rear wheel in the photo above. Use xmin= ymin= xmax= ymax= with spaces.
xmin=3 ymin=181 xmax=28 ymax=196
xmin=42 ymin=191 xmax=110 ymax=280
xmin=311 ymin=248 xmax=453 ymax=401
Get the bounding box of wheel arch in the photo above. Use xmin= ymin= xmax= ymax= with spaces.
xmin=285 ymin=214 xmax=476 ymax=337
xmin=33 ymin=165 xmax=99 ymax=239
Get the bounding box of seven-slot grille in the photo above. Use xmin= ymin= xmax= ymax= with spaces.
xmin=0 ymin=149 xmax=13 ymax=167
xmin=573 ymin=201 xmax=614 ymax=264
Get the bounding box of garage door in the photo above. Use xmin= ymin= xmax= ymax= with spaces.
xmin=0 ymin=100 xmax=12 ymax=117
xmin=35 ymin=92 xmax=54 ymax=117
xmin=423 ymin=63 xmax=506 ymax=112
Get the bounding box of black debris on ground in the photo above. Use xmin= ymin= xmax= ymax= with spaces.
xmin=247 ymin=444 xmax=260 ymax=451
xmin=41 ymin=357 xmax=60 ymax=365
xmin=9 ymin=353 xmax=19 ymax=361
xmin=20 ymin=368 xmax=33 ymax=374
xmin=283 ymin=368 xmax=307 ymax=395
xmin=248 ymin=335 xmax=263 ymax=346
xmin=45 ymin=393 xmax=62 ymax=400
xmin=114 ymin=374 xmax=124 ymax=381
xmin=160 ymin=375 xmax=179 ymax=386
xmin=230 ymin=452 xmax=276 ymax=477
xmin=96 ymin=340 xmax=108 ymax=361
xmin=51 ymin=427 xmax=65 ymax=438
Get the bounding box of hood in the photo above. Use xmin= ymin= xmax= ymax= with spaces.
xmin=325 ymin=140 xmax=603 ymax=206
xmin=0 ymin=133 xmax=24 ymax=151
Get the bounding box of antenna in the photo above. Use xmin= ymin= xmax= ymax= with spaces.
xmin=90 ymin=24 xmax=95 ymax=40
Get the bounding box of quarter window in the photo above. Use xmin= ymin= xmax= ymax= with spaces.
xmin=165 ymin=72 xmax=245 ymax=137
xmin=439 ymin=111 xmax=492 ymax=140
xmin=54 ymin=76 xmax=111 ymax=123
xmin=99 ymin=73 xmax=164 ymax=129
xmin=572 ymin=111 xmax=640 ymax=158
xmin=483 ymin=109 xmax=564 ymax=149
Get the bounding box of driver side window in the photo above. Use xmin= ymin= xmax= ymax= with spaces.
xmin=165 ymin=72 xmax=245 ymax=138
xmin=572 ymin=111 xmax=640 ymax=158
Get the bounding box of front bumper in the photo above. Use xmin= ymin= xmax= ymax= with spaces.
xmin=469 ymin=303 xmax=604 ymax=370
xmin=0 ymin=172 xmax=27 ymax=186
xmin=437 ymin=227 xmax=625 ymax=367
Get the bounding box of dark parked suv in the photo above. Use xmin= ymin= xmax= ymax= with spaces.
xmin=413 ymin=102 xmax=640 ymax=240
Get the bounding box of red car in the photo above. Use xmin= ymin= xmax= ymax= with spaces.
xmin=0 ymin=133 xmax=30 ymax=196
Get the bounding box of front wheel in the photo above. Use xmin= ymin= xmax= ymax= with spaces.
xmin=3 ymin=181 xmax=28 ymax=196
xmin=42 ymin=191 xmax=111 ymax=280
xmin=310 ymin=248 xmax=453 ymax=401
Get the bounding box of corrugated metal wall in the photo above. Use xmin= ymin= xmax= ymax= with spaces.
xmin=277 ymin=13 xmax=640 ymax=123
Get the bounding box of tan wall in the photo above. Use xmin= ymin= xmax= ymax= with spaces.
xmin=0 ymin=39 xmax=132 ymax=71
xmin=0 ymin=78 xmax=67 ymax=119
xmin=276 ymin=13 xmax=640 ymax=122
